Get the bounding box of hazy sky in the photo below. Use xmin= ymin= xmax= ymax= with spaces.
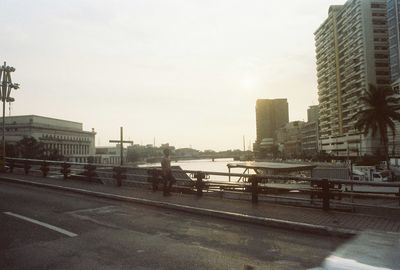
xmin=2 ymin=0 xmax=346 ymax=151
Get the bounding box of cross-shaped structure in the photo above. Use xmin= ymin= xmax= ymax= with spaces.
xmin=109 ymin=127 xmax=133 ymax=165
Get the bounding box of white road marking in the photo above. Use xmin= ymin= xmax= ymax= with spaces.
xmin=3 ymin=211 xmax=78 ymax=237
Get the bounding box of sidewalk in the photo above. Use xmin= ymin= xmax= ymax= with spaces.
xmin=1 ymin=172 xmax=400 ymax=237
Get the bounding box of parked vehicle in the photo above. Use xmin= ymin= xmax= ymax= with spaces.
xmin=351 ymin=169 xmax=365 ymax=181
xmin=352 ymin=166 xmax=388 ymax=182
xmin=371 ymin=171 xmax=388 ymax=182
xmin=311 ymin=167 xmax=350 ymax=180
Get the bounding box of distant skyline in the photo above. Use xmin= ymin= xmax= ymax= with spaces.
xmin=2 ymin=0 xmax=346 ymax=151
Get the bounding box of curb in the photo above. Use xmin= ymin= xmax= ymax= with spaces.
xmin=0 ymin=176 xmax=356 ymax=238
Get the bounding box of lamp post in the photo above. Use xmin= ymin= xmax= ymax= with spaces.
xmin=0 ymin=62 xmax=19 ymax=171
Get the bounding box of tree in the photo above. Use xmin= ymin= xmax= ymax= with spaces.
xmin=126 ymin=149 xmax=140 ymax=162
xmin=87 ymin=156 xmax=95 ymax=163
xmin=355 ymin=84 xmax=400 ymax=168
xmin=5 ymin=143 xmax=17 ymax=158
xmin=15 ymin=136 xmax=45 ymax=159
xmin=354 ymin=154 xmax=381 ymax=167
xmin=47 ymin=149 xmax=64 ymax=161
xmin=311 ymin=151 xmax=332 ymax=162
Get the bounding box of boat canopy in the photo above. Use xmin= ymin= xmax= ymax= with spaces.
xmin=227 ymin=161 xmax=316 ymax=174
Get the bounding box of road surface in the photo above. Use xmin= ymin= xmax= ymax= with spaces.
xmin=0 ymin=181 xmax=345 ymax=269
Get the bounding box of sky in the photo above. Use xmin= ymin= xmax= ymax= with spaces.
xmin=1 ymin=0 xmax=346 ymax=151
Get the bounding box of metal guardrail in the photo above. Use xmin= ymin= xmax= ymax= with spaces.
xmin=4 ymin=157 xmax=400 ymax=211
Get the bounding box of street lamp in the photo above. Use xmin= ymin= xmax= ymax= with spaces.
xmin=0 ymin=62 xmax=19 ymax=171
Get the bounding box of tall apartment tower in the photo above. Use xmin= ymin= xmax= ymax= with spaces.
xmin=388 ymin=0 xmax=400 ymax=83
xmin=386 ymin=0 xmax=400 ymax=156
xmin=315 ymin=0 xmax=390 ymax=156
xmin=255 ymin=99 xmax=289 ymax=143
xmin=307 ymin=105 xmax=319 ymax=123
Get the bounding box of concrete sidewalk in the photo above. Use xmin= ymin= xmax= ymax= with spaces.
xmin=1 ymin=172 xmax=400 ymax=237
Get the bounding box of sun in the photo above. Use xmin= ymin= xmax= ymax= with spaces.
xmin=240 ymin=75 xmax=257 ymax=90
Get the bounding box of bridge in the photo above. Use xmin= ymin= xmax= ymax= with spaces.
xmin=1 ymin=157 xmax=399 ymax=269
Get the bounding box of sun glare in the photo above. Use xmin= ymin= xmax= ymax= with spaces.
xmin=240 ymin=75 xmax=257 ymax=90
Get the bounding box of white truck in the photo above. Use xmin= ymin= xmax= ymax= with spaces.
xmin=312 ymin=166 xmax=395 ymax=194
xmin=352 ymin=166 xmax=388 ymax=182
xmin=311 ymin=167 xmax=350 ymax=180
xmin=311 ymin=166 xmax=388 ymax=182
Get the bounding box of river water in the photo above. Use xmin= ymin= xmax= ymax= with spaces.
xmin=141 ymin=158 xmax=242 ymax=182
xmin=141 ymin=158 xmax=312 ymax=182
xmin=170 ymin=158 xmax=234 ymax=172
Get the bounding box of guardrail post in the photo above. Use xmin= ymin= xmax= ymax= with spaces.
xmin=113 ymin=166 xmax=127 ymax=187
xmin=250 ymin=176 xmax=259 ymax=204
xmin=23 ymin=160 xmax=31 ymax=175
xmin=8 ymin=159 xmax=15 ymax=173
xmin=322 ymin=179 xmax=330 ymax=211
xmin=40 ymin=161 xmax=49 ymax=177
xmin=195 ymin=171 xmax=205 ymax=197
xmin=60 ymin=162 xmax=71 ymax=180
xmin=84 ymin=164 xmax=97 ymax=181
xmin=398 ymin=187 xmax=400 ymax=206
xmin=148 ymin=169 xmax=160 ymax=191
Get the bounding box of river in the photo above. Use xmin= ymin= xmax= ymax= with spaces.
xmin=141 ymin=158 xmax=241 ymax=182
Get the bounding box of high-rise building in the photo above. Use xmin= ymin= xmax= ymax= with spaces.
xmin=315 ymin=0 xmax=390 ymax=156
xmin=307 ymin=105 xmax=319 ymax=123
xmin=255 ymin=99 xmax=289 ymax=145
xmin=386 ymin=1 xmax=400 ymax=160
xmin=301 ymin=105 xmax=320 ymax=157
xmin=388 ymin=0 xmax=400 ymax=83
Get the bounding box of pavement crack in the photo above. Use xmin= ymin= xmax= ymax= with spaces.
xmin=68 ymin=214 xmax=121 ymax=229
xmin=65 ymin=206 xmax=125 ymax=229
xmin=64 ymin=205 xmax=118 ymax=215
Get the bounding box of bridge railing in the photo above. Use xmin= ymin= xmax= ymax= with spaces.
xmin=3 ymin=157 xmax=400 ymax=211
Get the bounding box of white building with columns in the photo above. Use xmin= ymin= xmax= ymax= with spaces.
xmin=2 ymin=115 xmax=96 ymax=162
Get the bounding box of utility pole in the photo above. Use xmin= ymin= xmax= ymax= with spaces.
xmin=0 ymin=62 xmax=19 ymax=171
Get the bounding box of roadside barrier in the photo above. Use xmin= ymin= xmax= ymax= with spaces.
xmin=4 ymin=157 xmax=400 ymax=211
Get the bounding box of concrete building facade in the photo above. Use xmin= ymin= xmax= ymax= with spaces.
xmin=307 ymin=105 xmax=319 ymax=123
xmin=276 ymin=121 xmax=305 ymax=158
xmin=3 ymin=115 xmax=96 ymax=162
xmin=255 ymin=99 xmax=289 ymax=143
xmin=387 ymin=1 xmax=400 ymax=160
xmin=301 ymin=105 xmax=320 ymax=157
xmin=301 ymin=121 xmax=319 ymax=157
xmin=315 ymin=0 xmax=390 ymax=157
xmin=388 ymin=0 xmax=400 ymax=82
xmin=254 ymin=99 xmax=289 ymax=156
xmin=94 ymin=146 xmax=126 ymax=165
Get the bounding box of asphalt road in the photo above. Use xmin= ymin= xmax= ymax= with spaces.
xmin=0 ymin=181 xmax=346 ymax=270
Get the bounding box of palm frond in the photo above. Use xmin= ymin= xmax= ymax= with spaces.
xmin=355 ymin=84 xmax=400 ymax=143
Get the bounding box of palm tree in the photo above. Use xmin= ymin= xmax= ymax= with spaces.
xmin=355 ymin=84 xmax=400 ymax=169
